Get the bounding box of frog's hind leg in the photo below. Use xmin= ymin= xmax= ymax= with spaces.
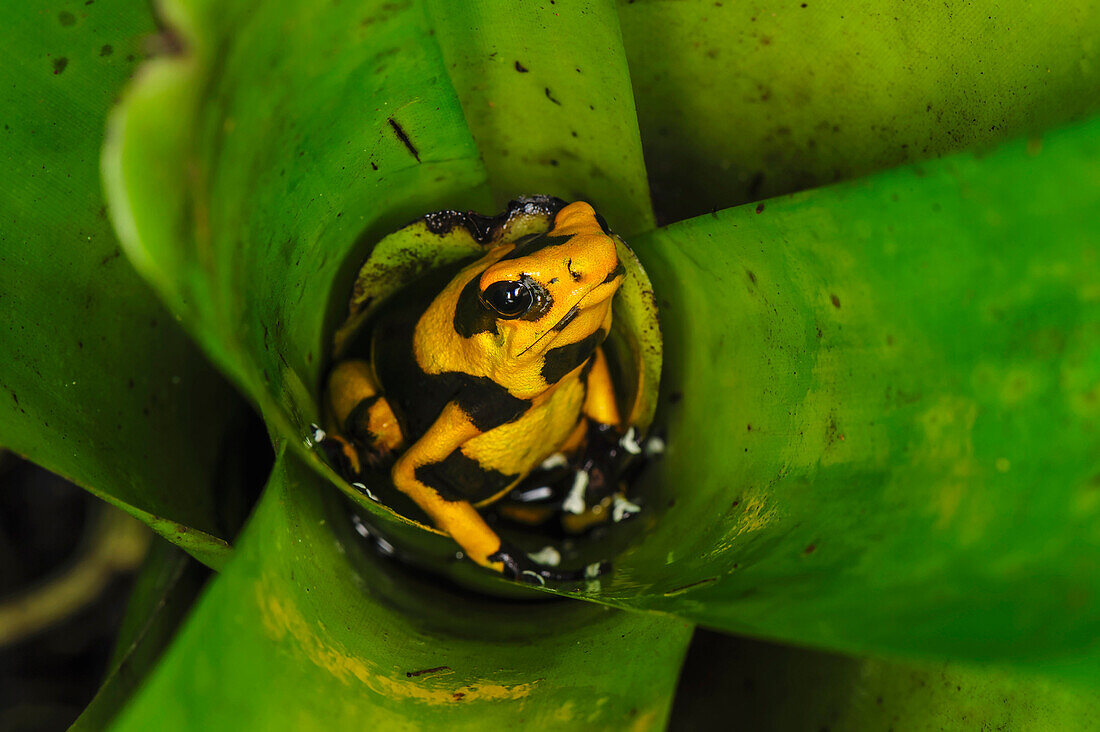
xmin=388 ymin=402 xmax=517 ymax=575
xmin=327 ymin=359 xmax=405 ymax=467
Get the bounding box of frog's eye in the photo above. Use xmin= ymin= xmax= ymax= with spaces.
xmin=481 ymin=279 xmax=534 ymax=319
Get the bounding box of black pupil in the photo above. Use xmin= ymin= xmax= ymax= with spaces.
xmin=483 ymin=280 xmax=533 ymax=318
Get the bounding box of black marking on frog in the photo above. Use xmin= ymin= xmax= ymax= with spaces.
xmin=540 ymin=329 xmax=605 ymax=385
xmin=415 ymin=448 xmax=518 ymax=503
xmin=373 ymin=290 xmax=531 ymax=437
xmin=344 ymin=394 xmax=382 ymax=442
xmin=453 ymin=276 xmax=500 ymax=338
xmin=601 ymin=262 xmax=626 ymax=285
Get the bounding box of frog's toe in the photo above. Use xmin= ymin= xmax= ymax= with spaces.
xmin=486 ymin=546 xmax=527 ymax=581
xmin=611 ymin=494 xmax=642 ymax=523
xmin=526 ymin=545 xmax=562 ymax=567
xmin=618 ymin=426 xmax=643 ymax=455
xmin=561 ymin=470 xmax=589 ymax=514
xmin=489 ymin=543 xmax=610 ymax=584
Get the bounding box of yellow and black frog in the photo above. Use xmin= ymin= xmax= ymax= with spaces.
xmin=322 ymin=199 xmax=650 ymax=582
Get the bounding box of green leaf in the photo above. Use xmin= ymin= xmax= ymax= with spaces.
xmin=425 ymin=0 xmax=655 ymax=235
xmin=104 ymin=0 xmax=493 ymax=516
xmin=72 ymin=540 xmax=209 ymax=731
xmin=557 ymin=116 xmax=1100 ymax=678
xmin=0 ymin=0 xmax=247 ymax=565
xmin=111 ymin=449 xmax=693 ymax=730
xmin=618 ymin=0 xmax=1100 ymax=222
xmin=672 ymin=631 xmax=1100 ymax=730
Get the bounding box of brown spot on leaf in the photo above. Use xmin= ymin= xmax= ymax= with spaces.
xmin=406 ymin=666 xmax=451 ymax=678
xmin=388 ymin=117 xmax=420 ymax=162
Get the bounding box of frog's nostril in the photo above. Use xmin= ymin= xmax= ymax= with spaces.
xmin=566 ymin=258 xmax=583 ymax=282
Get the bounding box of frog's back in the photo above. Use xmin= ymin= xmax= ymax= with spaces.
xmin=370 ymin=264 xmax=530 ymax=449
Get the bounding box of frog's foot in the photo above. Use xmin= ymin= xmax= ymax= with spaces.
xmin=488 ymin=543 xmax=610 ymax=585
xmin=314 ymin=427 xmax=362 ymax=478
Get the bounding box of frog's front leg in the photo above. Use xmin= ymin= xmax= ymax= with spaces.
xmin=326 ymin=359 xmax=404 ymax=473
xmin=582 ymin=347 xmax=622 ymax=429
xmin=558 ymin=348 xmax=626 ymax=515
xmin=389 ymin=402 xmax=517 ymax=575
xmin=551 ymin=348 xmax=643 ymax=531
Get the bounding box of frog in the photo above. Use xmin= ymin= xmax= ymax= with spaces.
xmin=323 ymin=200 xmax=638 ymax=582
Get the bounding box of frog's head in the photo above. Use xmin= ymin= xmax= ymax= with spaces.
xmin=474 ymin=202 xmax=625 ymax=377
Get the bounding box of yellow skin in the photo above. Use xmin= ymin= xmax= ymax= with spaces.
xmin=327 ymin=202 xmax=624 ymax=576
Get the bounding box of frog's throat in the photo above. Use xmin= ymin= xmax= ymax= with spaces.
xmin=515 ymin=312 xmax=570 ymax=358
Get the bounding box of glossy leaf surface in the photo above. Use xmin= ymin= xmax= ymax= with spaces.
xmin=0 ymin=0 xmax=247 ymax=565
xmin=426 ymin=0 xmax=655 ymax=234
xmin=104 ymin=0 xmax=493 ymax=534
xmin=105 ymin=0 xmax=492 ymax=446
xmin=557 ymin=116 xmax=1100 ymax=679
xmin=618 ymin=0 xmax=1100 ymax=222
xmin=672 ymin=631 xmax=1100 ymax=730
xmin=113 ymin=450 xmax=693 ymax=730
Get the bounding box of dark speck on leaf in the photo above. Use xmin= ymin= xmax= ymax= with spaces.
xmin=755 ymin=203 xmax=765 ymax=214
xmin=804 ymin=543 xmax=817 ymax=554
xmin=830 ymin=294 xmax=841 ymax=309
xmin=58 ymin=11 xmax=75 ymax=25
xmin=544 ymin=87 xmax=561 ymax=105
xmin=100 ymin=44 xmax=113 ymax=56
xmin=406 ymin=666 xmax=450 ymax=678
xmin=669 ymin=390 xmax=683 ymax=404
xmin=514 ymin=60 xmax=528 ymax=72
xmin=388 ymin=117 xmax=420 ymax=162
xmin=52 ymin=57 xmax=68 ymax=75
xmin=370 ymin=161 xmax=378 ymax=170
